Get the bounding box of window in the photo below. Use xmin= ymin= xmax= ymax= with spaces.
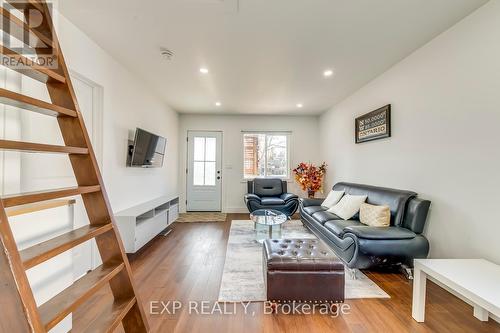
xmin=243 ymin=132 xmax=289 ymax=179
xmin=193 ymin=136 xmax=216 ymax=186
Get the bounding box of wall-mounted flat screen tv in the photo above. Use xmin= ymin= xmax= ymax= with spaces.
xmin=129 ymin=128 xmax=166 ymax=168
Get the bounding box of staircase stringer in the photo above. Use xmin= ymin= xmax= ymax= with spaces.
xmin=0 ymin=201 xmax=44 ymax=332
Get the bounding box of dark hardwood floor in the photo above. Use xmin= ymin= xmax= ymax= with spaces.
xmin=75 ymin=213 xmax=500 ymax=332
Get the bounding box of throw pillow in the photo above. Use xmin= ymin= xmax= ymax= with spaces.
xmin=327 ymin=194 xmax=367 ymax=220
xmin=359 ymin=203 xmax=391 ymax=227
xmin=321 ymin=190 xmax=345 ymax=208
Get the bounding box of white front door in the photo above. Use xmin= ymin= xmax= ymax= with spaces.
xmin=186 ymin=131 xmax=222 ymax=211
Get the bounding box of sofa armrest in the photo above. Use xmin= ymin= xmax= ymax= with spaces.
xmin=299 ymin=197 xmax=324 ymax=207
xmin=402 ymin=198 xmax=431 ymax=234
xmin=280 ymin=193 xmax=298 ymax=202
xmin=244 ymin=193 xmax=261 ymax=203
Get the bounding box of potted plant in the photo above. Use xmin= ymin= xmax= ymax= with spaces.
xmin=292 ymin=162 xmax=327 ymax=198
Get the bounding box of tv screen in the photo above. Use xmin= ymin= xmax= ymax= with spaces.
xmin=130 ymin=128 xmax=166 ymax=167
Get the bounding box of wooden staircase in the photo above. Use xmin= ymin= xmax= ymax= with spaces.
xmin=0 ymin=1 xmax=149 ymax=332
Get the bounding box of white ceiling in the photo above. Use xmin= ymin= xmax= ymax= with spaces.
xmin=59 ymin=0 xmax=487 ymax=115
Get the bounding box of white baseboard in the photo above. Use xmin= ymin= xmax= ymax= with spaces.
xmin=428 ymin=276 xmax=500 ymax=324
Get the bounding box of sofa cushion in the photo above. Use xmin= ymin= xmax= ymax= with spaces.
xmin=253 ymin=178 xmax=283 ymax=197
xmin=302 ymin=206 xmax=326 ymax=216
xmin=260 ymin=197 xmax=285 ymax=205
xmin=305 ymin=215 xmax=327 ymax=231
xmin=312 ymin=211 xmax=342 ymax=224
xmin=333 ymin=182 xmax=417 ymax=226
xmin=324 ymin=220 xmax=362 ymax=237
xmin=328 ymin=194 xmax=367 ymax=220
xmin=359 ymin=203 xmax=390 ymax=227
xmin=321 ymin=190 xmax=345 ymax=208
xmin=343 ymin=226 xmax=416 ymax=240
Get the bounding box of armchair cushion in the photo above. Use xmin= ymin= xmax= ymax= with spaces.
xmin=343 ymin=226 xmax=416 ymax=240
xmin=253 ymin=178 xmax=283 ymax=197
xmin=261 ymin=197 xmax=285 ymax=205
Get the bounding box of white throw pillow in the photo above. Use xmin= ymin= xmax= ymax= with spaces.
xmin=321 ymin=190 xmax=345 ymax=208
xmin=327 ymin=194 xmax=367 ymax=220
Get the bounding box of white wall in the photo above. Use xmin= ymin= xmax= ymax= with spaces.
xmin=319 ymin=1 xmax=500 ymax=263
xmin=179 ymin=114 xmax=321 ymax=213
xmin=57 ymin=15 xmax=179 ymax=211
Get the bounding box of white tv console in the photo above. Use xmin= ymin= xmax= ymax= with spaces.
xmin=114 ymin=195 xmax=179 ymax=253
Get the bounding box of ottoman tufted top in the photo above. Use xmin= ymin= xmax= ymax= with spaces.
xmin=263 ymin=239 xmax=344 ymax=272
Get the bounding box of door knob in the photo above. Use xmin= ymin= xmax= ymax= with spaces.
xmin=217 ymin=176 xmax=221 ymax=180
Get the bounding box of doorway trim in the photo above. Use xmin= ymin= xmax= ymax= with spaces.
xmin=69 ymin=70 xmax=104 ymax=271
xmin=69 ymin=70 xmax=104 ymax=168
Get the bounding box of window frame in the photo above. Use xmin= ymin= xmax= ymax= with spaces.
xmin=192 ymin=136 xmax=217 ymax=186
xmin=242 ymin=131 xmax=291 ymax=180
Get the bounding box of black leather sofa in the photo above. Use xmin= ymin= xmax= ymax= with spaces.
xmin=300 ymin=182 xmax=430 ymax=270
xmin=244 ymin=178 xmax=299 ymax=217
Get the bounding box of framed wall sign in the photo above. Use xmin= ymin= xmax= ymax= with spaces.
xmin=355 ymin=104 xmax=391 ymax=144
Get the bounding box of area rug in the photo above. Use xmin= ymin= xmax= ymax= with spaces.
xmin=176 ymin=212 xmax=227 ymax=223
xmin=218 ymin=220 xmax=390 ymax=302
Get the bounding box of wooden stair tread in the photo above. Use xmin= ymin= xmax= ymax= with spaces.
xmin=39 ymin=260 xmax=124 ymax=331
xmin=0 ymin=45 xmax=65 ymax=83
xmin=1 ymin=185 xmax=101 ymax=208
xmin=0 ymin=139 xmax=88 ymax=154
xmin=0 ymin=88 xmax=77 ymax=117
xmin=0 ymin=6 xmax=52 ymax=48
xmin=20 ymin=223 xmax=113 ymax=269
xmin=6 ymin=199 xmax=76 ymax=217
xmin=74 ymin=297 xmax=137 ymax=333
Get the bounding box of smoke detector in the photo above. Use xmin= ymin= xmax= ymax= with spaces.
xmin=160 ymin=48 xmax=174 ymax=60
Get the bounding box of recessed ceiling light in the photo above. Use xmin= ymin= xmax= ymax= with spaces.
xmin=199 ymin=67 xmax=209 ymax=74
xmin=323 ymin=69 xmax=334 ymax=77
xmin=215 ymin=102 xmax=221 ymax=107
xmin=296 ymin=103 xmax=303 ymax=108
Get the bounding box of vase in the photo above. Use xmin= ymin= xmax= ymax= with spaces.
xmin=307 ymin=190 xmax=316 ymax=198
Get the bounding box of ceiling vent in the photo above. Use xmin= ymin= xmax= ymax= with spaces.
xmin=160 ymin=48 xmax=174 ymax=60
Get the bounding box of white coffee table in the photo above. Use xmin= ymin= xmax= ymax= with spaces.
xmin=412 ymin=259 xmax=500 ymax=322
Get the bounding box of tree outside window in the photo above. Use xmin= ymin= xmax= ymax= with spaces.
xmin=243 ymin=133 xmax=289 ymax=178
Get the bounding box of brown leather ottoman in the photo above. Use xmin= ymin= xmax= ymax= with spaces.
xmin=263 ymin=238 xmax=345 ymax=303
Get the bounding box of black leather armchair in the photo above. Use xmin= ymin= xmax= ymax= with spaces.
xmin=244 ymin=178 xmax=299 ymax=217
